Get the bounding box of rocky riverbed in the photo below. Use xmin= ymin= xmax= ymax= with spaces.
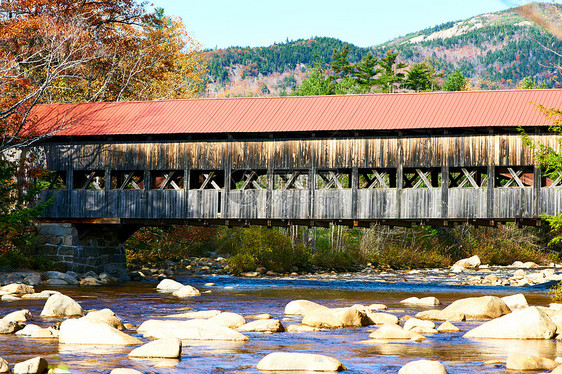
xmin=2 ymin=254 xmax=561 ymax=290
xmin=0 ymin=275 xmax=560 ymax=373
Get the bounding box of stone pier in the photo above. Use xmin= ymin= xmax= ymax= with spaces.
xmin=36 ymin=223 xmax=138 ymax=280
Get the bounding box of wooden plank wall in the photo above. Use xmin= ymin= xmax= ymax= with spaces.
xmin=36 ymin=133 xmax=562 ymax=222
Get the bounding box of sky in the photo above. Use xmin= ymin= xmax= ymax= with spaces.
xmin=151 ymin=0 xmax=561 ymax=50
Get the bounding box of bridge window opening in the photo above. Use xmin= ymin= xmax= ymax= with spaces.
xmin=151 ymin=170 xmax=184 ymax=190
xmin=42 ymin=171 xmax=67 ymax=190
xmin=495 ymin=166 xmax=533 ymax=188
xmin=358 ymin=168 xmax=396 ymax=189
xmin=111 ymin=170 xmax=144 ymax=190
xmin=73 ymin=170 xmax=105 ymax=190
xmin=231 ymin=170 xmax=267 ymax=190
xmin=316 ymin=170 xmax=351 ymax=189
xmin=273 ymin=170 xmax=309 ymax=190
xmin=190 ymin=170 xmax=224 ymax=190
xmin=542 ymin=170 xmax=562 ymax=188
xmin=449 ymin=167 xmax=488 ymax=188
xmin=403 ymin=168 xmax=441 ymax=189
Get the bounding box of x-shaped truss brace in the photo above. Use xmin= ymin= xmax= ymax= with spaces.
xmin=318 ymin=171 xmax=345 ymax=189
xmin=237 ymin=171 xmax=265 ymax=190
xmin=450 ymin=168 xmax=486 ymax=188
xmin=279 ymin=171 xmax=306 ymax=190
xmin=80 ymin=171 xmax=104 ymax=190
xmin=362 ymin=169 xmax=389 ymax=189
xmin=501 ymin=167 xmax=526 ymax=188
xmin=118 ymin=172 xmax=142 ymax=190
xmin=404 ymin=169 xmax=434 ymax=189
xmin=199 ymin=172 xmax=222 ymax=190
xmin=158 ymin=171 xmax=182 ymax=190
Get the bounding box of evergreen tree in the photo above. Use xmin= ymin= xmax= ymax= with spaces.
xmin=405 ymin=61 xmax=442 ymax=92
xmin=376 ymin=51 xmax=408 ymax=92
xmin=443 ymin=70 xmax=468 ymax=91
xmin=291 ymin=66 xmax=334 ymax=96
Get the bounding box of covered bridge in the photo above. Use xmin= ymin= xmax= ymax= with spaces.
xmin=32 ymin=89 xmax=562 ymax=229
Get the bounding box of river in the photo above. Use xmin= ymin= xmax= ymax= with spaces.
xmin=0 ymin=275 xmax=557 ymax=373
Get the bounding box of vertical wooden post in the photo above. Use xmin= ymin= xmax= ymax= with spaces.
xmin=105 ymin=166 xmax=111 ymax=218
xmin=534 ymin=166 xmax=542 ymax=218
xmin=267 ymin=166 xmax=274 ymax=220
xmin=487 ymin=164 xmax=495 ymax=219
xmin=144 ymin=168 xmax=150 ymax=219
xmin=351 ymin=167 xmax=359 ymax=220
xmin=396 ymin=164 xmax=403 ymax=219
xmin=441 ymin=165 xmax=449 ymax=219
xmin=66 ymin=162 xmax=74 ymax=218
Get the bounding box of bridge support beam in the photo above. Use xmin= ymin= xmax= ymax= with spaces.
xmin=36 ymin=223 xmax=138 ymax=281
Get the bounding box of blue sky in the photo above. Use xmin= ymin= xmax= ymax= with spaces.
xmin=152 ymin=0 xmax=561 ymax=49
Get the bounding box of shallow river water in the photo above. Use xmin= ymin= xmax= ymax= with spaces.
xmin=0 ymin=275 xmax=558 ymax=373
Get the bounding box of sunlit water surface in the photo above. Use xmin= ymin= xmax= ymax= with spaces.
xmin=0 ymin=275 xmax=557 ymax=373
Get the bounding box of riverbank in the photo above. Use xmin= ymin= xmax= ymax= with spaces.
xmin=2 ymin=255 xmax=562 ymax=290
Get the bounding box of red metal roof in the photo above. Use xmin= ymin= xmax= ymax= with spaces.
xmin=29 ymin=90 xmax=562 ymax=137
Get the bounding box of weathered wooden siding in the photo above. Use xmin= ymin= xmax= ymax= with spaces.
xmin=35 ymin=132 xmax=562 ymax=222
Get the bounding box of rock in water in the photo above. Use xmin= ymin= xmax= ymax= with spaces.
xmin=302 ymin=307 xmax=368 ymax=329
xmin=156 ymin=279 xmax=184 ymax=292
xmin=463 ymin=306 xmax=556 ymax=339
xmin=138 ymin=319 xmax=249 ymax=341
xmin=59 ymin=317 xmax=142 ymax=345
xmin=398 ymin=360 xmax=448 ymax=374
xmin=128 ymin=337 xmax=182 ymax=359
xmin=368 ymin=323 xmax=425 ymax=340
xmin=256 ymin=352 xmax=346 ymax=371
xmin=40 ymin=294 xmax=83 ymax=317
xmin=237 ymin=319 xmax=284 ymax=333
xmin=209 ymin=312 xmax=246 ymax=329
xmin=501 ymin=294 xmax=528 ymax=310
xmin=172 ymin=285 xmax=201 ymax=297
xmin=13 ymin=357 xmax=48 ymax=374
xmin=284 ymin=300 xmax=328 ymax=316
xmin=0 ymin=357 xmax=8 ymax=373
xmin=425 ymin=296 xmax=510 ymax=321
xmin=85 ymin=308 xmax=125 ymax=330
xmin=436 ymin=321 xmax=460 ymax=332
xmin=506 ymin=353 xmax=557 ymax=371
xmin=3 ymin=309 xmax=32 ymax=322
xmin=453 ymin=255 xmax=481 ymax=269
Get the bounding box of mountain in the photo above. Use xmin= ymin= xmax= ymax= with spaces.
xmin=204 ymin=4 xmax=562 ymax=97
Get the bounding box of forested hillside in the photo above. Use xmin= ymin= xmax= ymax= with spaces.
xmin=205 ymin=4 xmax=562 ymax=97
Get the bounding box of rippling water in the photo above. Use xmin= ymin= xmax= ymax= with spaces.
xmin=0 ymin=275 xmax=556 ymax=373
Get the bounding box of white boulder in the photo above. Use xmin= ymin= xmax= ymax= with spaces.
xmin=398 ymin=360 xmax=448 ymax=374
xmin=59 ymin=317 xmax=142 ymax=345
xmin=40 ymin=294 xmax=83 ymax=317
xmin=285 ymin=300 xmax=328 ymax=316
xmin=256 ymin=352 xmax=346 ymax=372
xmin=128 ymin=337 xmax=182 ymax=359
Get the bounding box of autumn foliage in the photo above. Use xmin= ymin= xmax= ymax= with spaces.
xmin=0 ymin=0 xmax=207 ymax=150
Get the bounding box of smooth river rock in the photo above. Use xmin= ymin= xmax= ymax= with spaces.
xmin=0 ymin=357 xmax=8 ymax=373
xmin=400 ymin=297 xmax=440 ymax=306
xmin=138 ymin=319 xmax=249 ymax=341
xmin=85 ymin=308 xmax=125 ymax=330
xmin=209 ymin=312 xmax=246 ymax=329
xmin=40 ymin=293 xmax=83 ymax=317
xmin=0 ymin=319 xmax=23 ymax=334
xmin=172 ymin=285 xmax=201 ymax=297
xmin=436 ymin=321 xmax=460 ymax=332
xmin=368 ymin=323 xmax=425 ymax=340
xmin=156 ymin=279 xmax=184 ymax=292
xmin=2 ymin=283 xmax=34 ymax=295
xmin=59 ymin=317 xmax=142 ymax=345
xmin=3 ymin=309 xmax=32 ymax=322
xmin=13 ymin=357 xmax=48 ymax=374
xmin=285 ymin=300 xmax=328 ymax=316
xmin=463 ymin=306 xmax=556 ymax=339
xmin=256 ymin=352 xmax=346 ymax=372
xmin=506 ymin=353 xmax=557 ymax=371
xmin=417 ymin=296 xmax=510 ymax=321
xmin=501 ymin=294 xmax=528 ymax=310
xmin=15 ymin=324 xmax=41 ymax=336
xmin=398 ymin=360 xmax=448 ymax=374
xmin=302 ymin=307 xmax=368 ymax=329
xmin=453 ymin=255 xmax=481 ymax=269
xmin=237 ymin=319 xmax=285 ymax=333
xmin=366 ymin=312 xmax=399 ymax=325
xmin=128 ymin=337 xmax=182 ymax=359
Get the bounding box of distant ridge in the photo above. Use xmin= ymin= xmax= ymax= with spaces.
xmin=205 ymin=4 xmax=562 ymax=97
